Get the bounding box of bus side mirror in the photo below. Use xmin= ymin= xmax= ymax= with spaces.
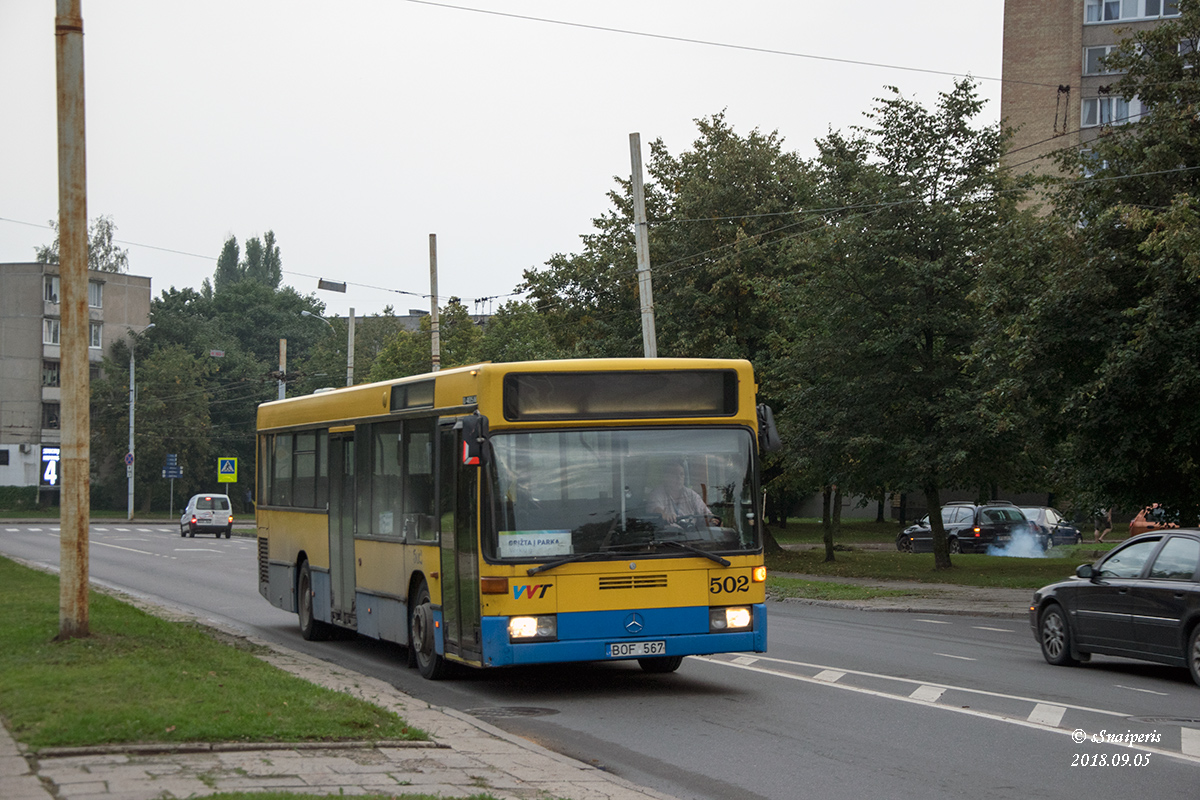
xmin=460 ymin=413 xmax=490 ymax=466
xmin=757 ymin=404 xmax=782 ymax=453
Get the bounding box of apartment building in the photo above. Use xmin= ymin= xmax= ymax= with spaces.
xmin=0 ymin=262 xmax=150 ymax=495
xmin=1001 ymin=0 xmax=1182 ymax=176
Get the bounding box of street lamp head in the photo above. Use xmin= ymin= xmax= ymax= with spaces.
xmin=301 ymin=310 xmax=335 ymax=331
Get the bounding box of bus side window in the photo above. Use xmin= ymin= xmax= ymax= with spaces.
xmin=406 ymin=419 xmax=437 ymax=541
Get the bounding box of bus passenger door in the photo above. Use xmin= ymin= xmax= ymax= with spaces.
xmin=328 ymin=433 xmax=357 ymax=628
xmin=439 ymin=424 xmax=481 ymax=662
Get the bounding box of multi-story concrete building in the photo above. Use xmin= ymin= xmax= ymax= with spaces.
xmin=0 ymin=262 xmax=150 ymax=496
xmin=1001 ymin=0 xmax=1182 ymax=176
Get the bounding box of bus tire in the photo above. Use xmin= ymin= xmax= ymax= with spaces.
xmin=410 ymin=579 xmax=448 ymax=680
xmin=298 ymin=560 xmax=332 ymax=641
xmin=638 ymin=655 xmax=684 ymax=673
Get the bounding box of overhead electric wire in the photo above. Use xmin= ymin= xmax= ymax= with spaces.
xmin=400 ymin=0 xmax=1052 ymax=89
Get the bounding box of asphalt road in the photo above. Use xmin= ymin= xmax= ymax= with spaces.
xmin=2 ymin=522 xmax=1198 ymax=800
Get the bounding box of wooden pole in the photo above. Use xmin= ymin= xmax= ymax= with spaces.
xmin=55 ymin=0 xmax=90 ymax=639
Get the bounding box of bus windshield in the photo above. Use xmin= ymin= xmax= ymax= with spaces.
xmin=488 ymin=427 xmax=759 ymax=561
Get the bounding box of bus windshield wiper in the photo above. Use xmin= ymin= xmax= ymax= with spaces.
xmin=525 ymin=541 xmax=660 ymax=576
xmin=659 ymin=539 xmax=731 ymax=566
xmin=526 ymin=551 xmax=610 ymax=576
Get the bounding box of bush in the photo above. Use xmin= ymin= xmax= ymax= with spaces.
xmin=0 ymin=486 xmax=40 ymax=510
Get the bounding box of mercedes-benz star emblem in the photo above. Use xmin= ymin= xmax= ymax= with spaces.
xmin=624 ymin=613 xmax=644 ymax=634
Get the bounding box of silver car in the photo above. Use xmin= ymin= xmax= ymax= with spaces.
xmin=180 ymin=493 xmax=233 ymax=538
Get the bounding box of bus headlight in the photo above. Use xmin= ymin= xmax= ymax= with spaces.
xmin=508 ymin=615 xmax=557 ymax=642
xmin=709 ymin=606 xmax=752 ymax=632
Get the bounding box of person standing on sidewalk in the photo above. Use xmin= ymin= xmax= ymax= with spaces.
xmin=1093 ymin=506 xmax=1112 ymax=543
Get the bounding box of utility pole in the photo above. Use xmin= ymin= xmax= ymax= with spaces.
xmin=630 ymin=132 xmax=657 ymax=358
xmin=429 ymin=234 xmax=440 ymax=372
xmin=346 ymin=308 xmax=355 ymax=386
xmin=127 ymin=324 xmax=154 ymax=520
xmin=278 ymin=338 xmax=287 ymax=400
xmin=55 ymin=0 xmax=90 ymax=639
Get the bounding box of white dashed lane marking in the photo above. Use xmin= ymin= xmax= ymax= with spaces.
xmin=1028 ymin=703 xmax=1066 ymax=727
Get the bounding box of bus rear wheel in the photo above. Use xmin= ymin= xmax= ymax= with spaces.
xmin=297 ymin=560 xmax=332 ymax=641
xmin=410 ymin=580 xmax=448 ymax=680
xmin=638 ymin=655 xmax=684 ymax=673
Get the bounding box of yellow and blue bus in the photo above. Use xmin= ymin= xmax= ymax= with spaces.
xmin=256 ymin=358 xmax=776 ymax=679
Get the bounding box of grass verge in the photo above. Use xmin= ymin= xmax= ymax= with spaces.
xmin=0 ymin=556 xmax=425 ymax=752
xmin=204 ymin=795 xmax=509 ymax=800
xmin=767 ymin=576 xmax=941 ymax=601
xmin=767 ymin=519 xmax=904 ymax=545
xmin=765 ymin=545 xmax=1106 ymax=589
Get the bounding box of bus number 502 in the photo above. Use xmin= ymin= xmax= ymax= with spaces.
xmin=710 ymin=575 xmax=750 ymax=594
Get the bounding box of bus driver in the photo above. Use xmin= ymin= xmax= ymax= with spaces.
xmin=647 ymin=460 xmax=719 ymax=528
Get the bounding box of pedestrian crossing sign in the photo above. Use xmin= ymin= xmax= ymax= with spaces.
xmin=217 ymin=457 xmax=237 ymax=483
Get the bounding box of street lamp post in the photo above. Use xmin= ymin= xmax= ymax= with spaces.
xmin=127 ymin=323 xmax=154 ymax=521
xmin=301 ymin=309 xmax=355 ymax=386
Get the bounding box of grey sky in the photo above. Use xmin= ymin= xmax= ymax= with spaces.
xmin=1 ymin=1 xmax=1003 ymax=319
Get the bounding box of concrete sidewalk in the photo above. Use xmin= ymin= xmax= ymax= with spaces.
xmin=1 ymin=638 xmax=680 ymax=800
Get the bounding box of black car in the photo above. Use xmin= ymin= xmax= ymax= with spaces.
xmin=896 ymin=501 xmax=1032 ymax=554
xmin=1019 ymin=506 xmax=1083 ymax=549
xmin=1031 ymin=530 xmax=1200 ymax=687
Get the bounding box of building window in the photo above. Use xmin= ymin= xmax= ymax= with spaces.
xmin=89 ymin=321 xmax=103 ymax=349
xmin=1086 ymin=0 xmax=1179 ymax=22
xmin=88 ymin=280 xmax=103 ymax=308
xmin=43 ymin=318 xmax=60 ymax=345
xmin=0 ymin=449 xmax=9 ymax=466
xmin=43 ymin=360 xmax=61 ymax=387
xmin=1082 ymin=96 xmax=1142 ymax=126
xmin=42 ymin=403 xmax=60 ymax=430
xmin=90 ymin=363 xmax=101 ymax=381
xmin=1085 ymin=46 xmax=1120 ymax=75
xmin=44 ymin=275 xmax=60 ymax=303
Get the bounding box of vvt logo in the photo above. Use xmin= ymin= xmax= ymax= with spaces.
xmin=513 ymin=583 xmax=553 ymax=599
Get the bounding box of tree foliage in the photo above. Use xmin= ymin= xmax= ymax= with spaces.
xmin=89 ymin=232 xmax=321 ymax=511
xmin=990 ymin=4 xmax=1200 ymax=519
xmin=368 ymin=299 xmax=483 ymax=381
xmin=780 ymin=80 xmax=1016 ymax=567
xmin=36 ymin=214 xmax=130 ymax=273
xmin=213 ymin=231 xmax=283 ymax=293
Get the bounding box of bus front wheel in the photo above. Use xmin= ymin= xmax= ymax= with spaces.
xmin=410 ymin=580 xmax=448 ymax=680
xmin=297 ymin=560 xmax=332 ymax=641
xmin=638 ymin=655 xmax=684 ymax=673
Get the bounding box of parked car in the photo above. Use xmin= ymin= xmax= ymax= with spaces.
xmin=180 ymin=493 xmax=233 ymax=538
xmin=896 ymin=501 xmax=1031 ymax=554
xmin=1019 ymin=506 xmax=1083 ymax=549
xmin=1129 ymin=503 xmax=1179 ymax=537
xmin=1031 ymin=530 xmax=1200 ymax=687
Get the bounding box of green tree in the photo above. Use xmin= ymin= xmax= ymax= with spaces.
xmin=36 ymin=214 xmax=130 ymax=273
xmin=477 ymin=300 xmax=568 ymax=363
xmin=992 ymin=4 xmax=1200 ymax=518
xmin=213 ymin=237 xmax=241 ymax=294
xmin=785 ymin=80 xmax=1016 ymax=569
xmin=212 ymin=231 xmax=283 ymax=293
xmin=369 ymin=299 xmax=483 ymax=381
xmin=90 ymin=339 xmax=212 ymax=512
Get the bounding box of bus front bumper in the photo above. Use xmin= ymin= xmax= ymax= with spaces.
xmin=478 ymin=603 xmax=767 ymax=667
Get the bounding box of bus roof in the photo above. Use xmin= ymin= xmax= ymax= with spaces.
xmin=257 ymin=357 xmax=757 ymax=432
